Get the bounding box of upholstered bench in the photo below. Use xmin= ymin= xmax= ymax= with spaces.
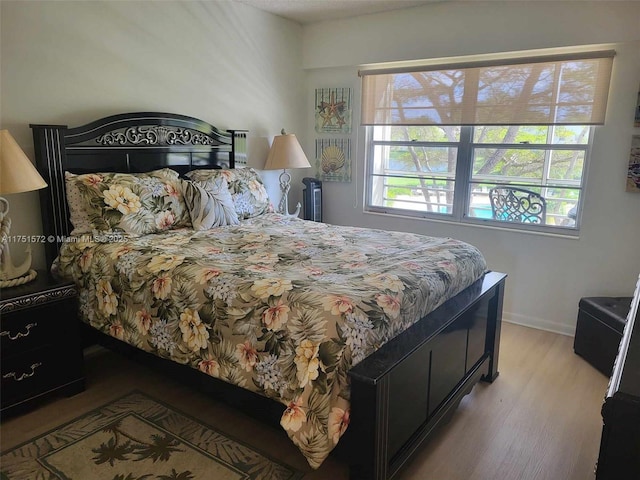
xmin=574 ymin=297 xmax=632 ymax=376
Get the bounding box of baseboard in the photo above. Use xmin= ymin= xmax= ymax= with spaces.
xmin=503 ymin=312 xmax=576 ymax=337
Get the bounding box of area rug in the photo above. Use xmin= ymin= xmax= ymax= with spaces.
xmin=0 ymin=391 xmax=304 ymax=480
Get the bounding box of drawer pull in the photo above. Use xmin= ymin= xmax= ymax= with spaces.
xmin=3 ymin=362 xmax=43 ymax=382
xmin=1 ymin=322 xmax=38 ymax=340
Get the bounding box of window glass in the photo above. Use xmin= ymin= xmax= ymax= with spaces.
xmin=372 ymin=145 xmax=457 ymax=176
xmin=373 ymin=125 xmax=461 ymax=142
xmin=367 ymin=124 xmax=590 ymax=232
xmin=472 ymin=148 xmax=546 ymax=181
xmin=473 ymin=125 xmax=550 ymax=144
xmin=371 ymin=174 xmax=456 ymax=214
xmin=552 ymin=126 xmax=589 ymax=145
xmin=548 ymin=150 xmax=585 ymax=182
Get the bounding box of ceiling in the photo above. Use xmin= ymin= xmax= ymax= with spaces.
xmin=236 ymin=0 xmax=441 ymax=25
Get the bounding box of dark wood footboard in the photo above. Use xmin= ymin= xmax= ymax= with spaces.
xmin=344 ymin=272 xmax=506 ymax=480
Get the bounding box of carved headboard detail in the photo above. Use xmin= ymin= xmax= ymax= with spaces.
xmin=31 ymin=112 xmax=247 ymax=267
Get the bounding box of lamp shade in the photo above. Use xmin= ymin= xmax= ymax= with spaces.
xmin=264 ymin=131 xmax=311 ymax=170
xmin=0 ymin=130 xmax=48 ymax=195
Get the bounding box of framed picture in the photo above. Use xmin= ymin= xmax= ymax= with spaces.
xmin=627 ymin=135 xmax=640 ymax=193
xmin=315 ymin=88 xmax=352 ymax=134
xmin=635 ymin=86 xmax=640 ymax=127
xmin=315 ymin=138 xmax=351 ymax=182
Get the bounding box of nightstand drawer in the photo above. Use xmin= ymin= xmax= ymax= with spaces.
xmin=1 ymin=346 xmax=70 ymax=407
xmin=0 ymin=304 xmax=68 ymax=355
xmin=0 ymin=274 xmax=84 ymax=417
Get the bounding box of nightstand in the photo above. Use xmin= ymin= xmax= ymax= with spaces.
xmin=0 ymin=272 xmax=84 ymax=418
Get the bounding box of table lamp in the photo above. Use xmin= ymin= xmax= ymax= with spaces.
xmin=0 ymin=130 xmax=48 ymax=287
xmin=263 ymin=129 xmax=311 ymax=217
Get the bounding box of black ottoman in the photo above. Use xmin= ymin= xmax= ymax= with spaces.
xmin=574 ymin=297 xmax=632 ymax=376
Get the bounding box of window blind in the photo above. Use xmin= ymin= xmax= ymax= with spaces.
xmin=360 ymin=51 xmax=615 ymax=126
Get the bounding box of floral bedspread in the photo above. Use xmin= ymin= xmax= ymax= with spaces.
xmin=54 ymin=213 xmax=487 ymax=468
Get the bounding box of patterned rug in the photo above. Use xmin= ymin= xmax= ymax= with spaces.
xmin=0 ymin=391 xmax=303 ymax=480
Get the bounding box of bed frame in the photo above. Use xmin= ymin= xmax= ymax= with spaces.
xmin=31 ymin=112 xmax=506 ymax=480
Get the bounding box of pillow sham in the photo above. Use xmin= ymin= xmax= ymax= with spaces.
xmin=65 ymin=168 xmax=191 ymax=237
xmin=185 ymin=168 xmax=270 ymax=220
xmin=182 ymin=177 xmax=239 ymax=229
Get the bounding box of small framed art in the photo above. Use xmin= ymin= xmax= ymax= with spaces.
xmin=627 ymin=135 xmax=640 ymax=193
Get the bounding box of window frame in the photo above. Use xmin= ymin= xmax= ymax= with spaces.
xmin=364 ymin=125 xmax=593 ymax=235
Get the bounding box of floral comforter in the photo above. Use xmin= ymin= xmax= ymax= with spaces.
xmin=54 ymin=213 xmax=487 ymax=468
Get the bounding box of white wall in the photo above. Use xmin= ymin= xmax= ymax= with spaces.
xmin=302 ymin=1 xmax=640 ymax=335
xmin=0 ymin=0 xmax=308 ymax=269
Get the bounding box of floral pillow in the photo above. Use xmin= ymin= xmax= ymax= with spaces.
xmin=185 ymin=168 xmax=270 ymax=220
xmin=65 ymin=168 xmax=191 ymax=237
xmin=181 ymin=177 xmax=239 ymax=229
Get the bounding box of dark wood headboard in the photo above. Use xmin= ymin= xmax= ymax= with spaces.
xmin=31 ymin=112 xmax=247 ymax=267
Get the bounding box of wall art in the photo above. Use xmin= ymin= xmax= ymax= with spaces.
xmin=635 ymin=85 xmax=640 ymax=127
xmin=627 ymin=135 xmax=640 ymax=192
xmin=315 ymin=138 xmax=351 ymax=182
xmin=315 ymin=88 xmax=352 ymax=134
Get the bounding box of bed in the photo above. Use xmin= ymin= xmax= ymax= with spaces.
xmin=31 ymin=112 xmax=506 ymax=480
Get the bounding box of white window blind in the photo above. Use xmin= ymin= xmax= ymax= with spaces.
xmin=360 ymin=51 xmax=615 ymax=126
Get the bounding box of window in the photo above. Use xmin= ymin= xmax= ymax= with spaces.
xmin=368 ymin=124 xmax=590 ymax=230
xmin=361 ymin=51 xmax=614 ymax=233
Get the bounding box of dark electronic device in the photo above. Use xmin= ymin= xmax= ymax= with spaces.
xmin=302 ymin=177 xmax=322 ymax=222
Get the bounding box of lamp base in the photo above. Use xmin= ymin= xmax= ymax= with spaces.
xmin=1 ymin=196 xmax=38 ymax=287
xmin=277 ymin=170 xmax=301 ymax=217
xmin=0 ymin=269 xmax=38 ymax=288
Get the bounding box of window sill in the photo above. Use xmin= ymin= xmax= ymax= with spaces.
xmin=363 ymin=209 xmax=581 ymax=240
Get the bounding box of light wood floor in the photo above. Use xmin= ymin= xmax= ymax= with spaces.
xmin=1 ymin=323 xmax=608 ymax=480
